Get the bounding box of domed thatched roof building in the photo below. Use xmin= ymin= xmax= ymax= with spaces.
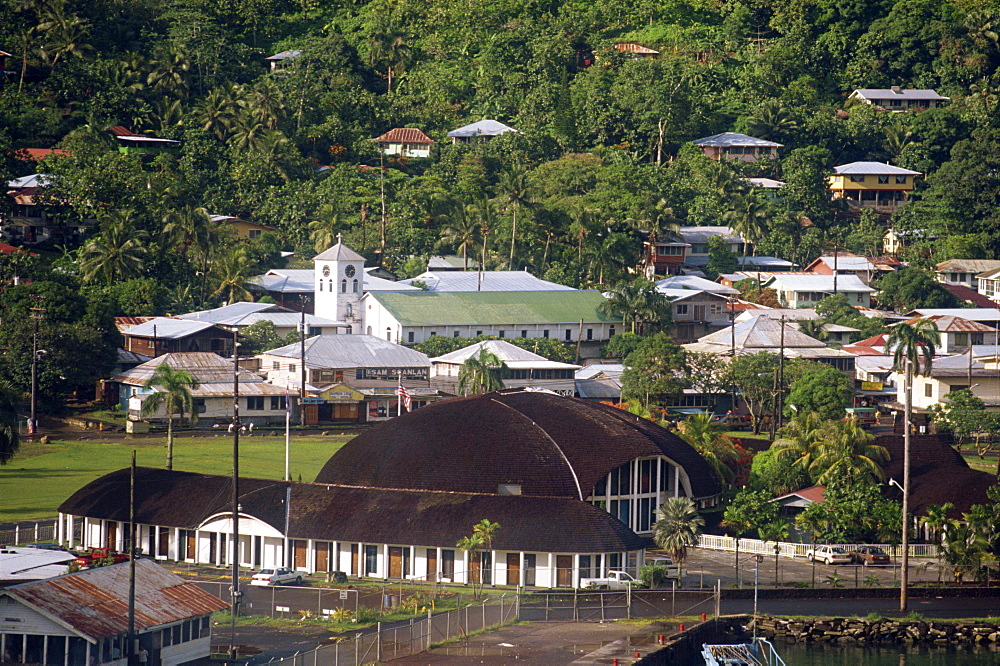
xmin=60 ymin=391 xmax=721 ymax=588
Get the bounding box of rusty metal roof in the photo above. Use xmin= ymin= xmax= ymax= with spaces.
xmin=4 ymin=559 xmax=227 ymax=640
xmin=901 ymin=314 xmax=994 ymax=333
xmin=115 ymin=316 xmax=157 ymax=333
xmin=112 ymin=352 xmax=265 ymax=385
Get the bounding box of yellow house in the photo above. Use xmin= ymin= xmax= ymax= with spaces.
xmin=210 ymin=214 xmax=277 ymax=240
xmin=829 ymin=162 xmax=920 ymax=214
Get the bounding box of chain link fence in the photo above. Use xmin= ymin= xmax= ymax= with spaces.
xmin=0 ymin=519 xmax=58 ymax=546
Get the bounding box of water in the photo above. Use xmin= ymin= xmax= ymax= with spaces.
xmin=762 ymin=641 xmax=999 ymax=664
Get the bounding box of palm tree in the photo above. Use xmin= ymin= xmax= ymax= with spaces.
xmin=161 ymin=205 xmax=212 ymax=261
xmin=245 ymin=78 xmax=285 ymax=129
xmin=757 ymin=520 xmax=789 ymax=586
xmin=771 ymin=411 xmax=827 ymax=475
xmin=78 ymin=210 xmax=148 ymax=284
xmin=146 ymin=48 xmax=190 ymax=99
xmin=920 ymin=503 xmax=956 ymax=579
xmin=808 ymin=419 xmax=888 ymax=488
xmin=653 ymin=497 xmax=704 ymax=572
xmin=209 ymin=246 xmax=255 ymax=305
xmin=678 ymin=413 xmax=740 ymax=487
xmin=437 ymin=207 xmax=480 ymax=271
xmin=369 ymin=23 xmax=411 ymax=93
xmin=456 ymin=533 xmax=485 ymax=594
xmin=598 ymin=280 xmax=671 ymax=335
xmin=458 ymin=349 xmax=506 ymax=395
xmin=495 ymin=165 xmax=533 ymax=270
xmin=886 ymin=318 xmax=939 ymax=612
xmin=472 ymin=519 xmax=500 ymax=590
xmin=141 ymin=363 xmax=199 ymax=470
xmin=228 ymin=109 xmax=270 ymax=152
xmin=35 ymin=0 xmax=93 ymax=69
xmin=882 ymin=118 xmax=915 ymax=164
xmin=197 ymin=87 xmax=239 ymax=141
xmin=724 ymin=192 xmax=769 ymax=270
xmin=148 ymin=98 xmax=185 ymax=132
xmin=796 ymin=319 xmax=828 ymax=342
xmin=0 ymin=380 xmax=22 ymax=465
xmin=941 ymin=521 xmax=988 ymax=583
xmin=308 ymin=205 xmax=344 ymax=253
xmin=744 ymin=99 xmax=797 ymax=143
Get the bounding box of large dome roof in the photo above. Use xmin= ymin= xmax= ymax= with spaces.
xmin=316 ymin=390 xmax=721 ymax=500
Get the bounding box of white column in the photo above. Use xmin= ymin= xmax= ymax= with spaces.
xmin=519 ymin=552 xmax=525 ymax=587
xmin=573 ymin=554 xmax=580 ymax=589
xmin=546 ymin=553 xmax=555 ymax=588
xmin=174 ymin=528 xmax=182 ymax=561
xmin=436 ymin=547 xmax=443 ymax=582
xmin=57 ymin=513 xmax=64 ymax=546
xmin=332 ymin=541 xmax=340 ymax=572
xmin=382 ymin=544 xmax=389 ymax=579
xmin=674 ymin=465 xmax=680 ymax=498
xmin=462 ymin=550 xmax=470 ymax=584
xmin=306 ymin=539 xmax=315 ymax=572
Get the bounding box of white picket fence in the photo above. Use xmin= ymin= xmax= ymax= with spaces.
xmin=697 ymin=534 xmax=939 ymax=559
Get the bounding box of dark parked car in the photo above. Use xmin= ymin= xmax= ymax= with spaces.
xmin=850 ymin=546 xmax=891 ymax=566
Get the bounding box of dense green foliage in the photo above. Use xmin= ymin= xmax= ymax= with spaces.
xmin=784 ymin=359 xmax=853 ymax=420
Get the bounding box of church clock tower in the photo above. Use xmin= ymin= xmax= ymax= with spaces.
xmin=314 ymin=234 xmax=364 ymax=332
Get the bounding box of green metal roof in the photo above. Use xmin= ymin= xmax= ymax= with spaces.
xmin=369 ymin=290 xmax=616 ymax=326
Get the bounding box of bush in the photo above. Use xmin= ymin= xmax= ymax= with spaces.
xmin=639 ymin=565 xmax=671 ymax=588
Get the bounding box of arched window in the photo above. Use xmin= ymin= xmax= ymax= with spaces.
xmin=345 ymin=303 xmax=353 ymax=318
xmin=319 ymin=281 xmax=323 ymax=292
xmin=386 ymin=327 xmax=392 ymax=341
xmin=353 ymin=279 xmax=359 ymax=293
xmin=587 ymin=457 xmax=683 ymax=534
xmin=367 ymin=326 xmax=372 ymax=335
xmin=341 ymin=280 xmax=347 ymax=293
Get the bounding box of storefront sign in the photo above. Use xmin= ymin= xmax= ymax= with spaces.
xmin=861 ymin=381 xmax=884 ymax=392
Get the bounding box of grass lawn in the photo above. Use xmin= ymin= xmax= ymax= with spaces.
xmin=0 ymin=435 xmax=351 ymax=522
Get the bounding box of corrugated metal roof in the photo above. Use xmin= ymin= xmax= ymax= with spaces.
xmin=678 ymin=226 xmax=742 ymax=243
xmin=447 ymin=120 xmax=519 ymax=138
xmin=112 ymin=352 xmax=265 ymax=385
xmin=262 ymin=334 xmax=430 ymax=369
xmin=176 ymin=302 xmax=344 ymax=327
xmin=5 ymin=559 xmax=227 ymax=640
xmin=654 ymin=275 xmax=739 ymax=294
xmin=399 ymin=270 xmax=574 ymax=292
xmin=0 ymin=547 xmax=75 ymax=580
xmin=691 ymin=132 xmax=782 ymax=148
xmin=428 ymin=255 xmax=480 ymax=269
xmin=851 ymin=88 xmax=948 ymax=101
xmin=935 ymin=259 xmax=1000 ymax=274
xmin=901 ymin=314 xmax=994 ymax=332
xmin=123 ymin=317 xmax=220 ymax=339
xmin=910 ymin=309 xmax=1000 ymax=323
xmin=368 ymin=290 xmax=615 ymax=327
xmin=376 ymin=128 xmax=434 ymax=144
xmin=7 ymin=173 xmax=51 ymax=189
xmin=832 ymin=161 xmax=921 ymax=175
xmin=265 ymin=49 xmax=302 ymax=61
xmin=115 ymin=316 xmax=156 ymax=333
xmin=812 ymin=255 xmax=877 ymax=271
xmin=314 ymin=241 xmax=365 ymax=262
xmin=736 ymin=308 xmax=820 ymax=322
xmin=688 ymin=316 xmax=829 ymax=350
xmin=745 ymin=177 xmax=785 ymax=188
xmin=767 ymin=273 xmax=876 ymax=292
xmin=431 ymin=340 xmax=578 ymax=368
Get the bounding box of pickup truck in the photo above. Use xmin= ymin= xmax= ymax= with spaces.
xmin=648 ymin=558 xmax=682 ymax=579
xmin=580 ymin=570 xmax=640 ymax=590
xmin=72 ymin=547 xmax=130 ymax=568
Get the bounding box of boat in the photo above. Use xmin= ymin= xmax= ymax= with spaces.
xmin=701 ymin=637 xmax=786 ymax=665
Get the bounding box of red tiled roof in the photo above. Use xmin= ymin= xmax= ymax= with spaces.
xmin=941 ymin=283 xmax=997 ymax=308
xmin=376 ymin=128 xmax=434 ymax=144
xmin=107 ymin=125 xmax=137 ymax=137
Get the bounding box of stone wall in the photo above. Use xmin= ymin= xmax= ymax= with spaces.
xmin=755 ymin=616 xmax=1000 ymax=647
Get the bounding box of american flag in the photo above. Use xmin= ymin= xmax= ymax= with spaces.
xmin=397 ymin=378 xmax=412 ymax=412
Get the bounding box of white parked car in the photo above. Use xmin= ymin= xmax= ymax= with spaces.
xmin=250 ymin=567 xmax=303 ymax=586
xmin=806 ymin=545 xmax=851 ymax=565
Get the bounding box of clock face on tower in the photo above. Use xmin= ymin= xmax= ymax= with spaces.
xmin=322 ymin=265 xmax=330 ymax=277
xmin=344 ymin=265 xmax=356 ymax=278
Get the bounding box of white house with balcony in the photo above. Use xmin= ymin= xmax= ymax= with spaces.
xmin=764 ymin=273 xmax=875 ymax=308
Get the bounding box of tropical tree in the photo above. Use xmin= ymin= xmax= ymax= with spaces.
xmin=808 ymin=419 xmax=888 ymax=488
xmin=724 ymin=191 xmax=769 ymax=270
xmin=437 ymin=207 xmax=480 ymax=271
xmin=495 ymin=164 xmax=533 ymax=270
xmin=678 ymin=413 xmax=741 ymax=488
xmin=598 ymin=280 xmax=672 ymax=335
xmin=722 ymin=489 xmax=778 ymax=588
xmin=621 ymin=333 xmax=686 ymax=409
xmin=757 ymin=520 xmax=789 ymax=586
xmin=197 ymin=87 xmax=239 ymax=141
xmin=770 ymin=411 xmax=827 ymax=474
xmin=308 ymin=205 xmax=344 ymax=253
xmin=0 ymin=381 xmax=21 ymax=465
xmin=146 ymin=48 xmax=190 ymax=98
xmin=35 ymin=0 xmax=93 ymax=69
xmin=77 ymin=210 xmax=149 ymax=284
xmin=652 ymin=497 xmax=704 ymax=571
xmin=161 ymin=205 xmax=212 ymax=261
xmin=209 ymin=247 xmax=255 ymax=305
xmin=140 ymin=363 xmax=199 ymax=470
xmin=886 ymin=317 xmax=939 ymax=610
xmin=458 ymin=349 xmax=507 ymax=395
xmin=368 ymin=22 xmax=411 ymax=93
xmin=941 ymin=521 xmax=988 ymax=582
xmin=743 ymin=99 xmax=798 ymax=143
xmin=919 ymin=503 xmax=956 ymax=577
xmin=456 ymin=519 xmax=499 ymax=597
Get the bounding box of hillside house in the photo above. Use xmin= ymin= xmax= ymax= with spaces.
xmin=848 ymin=87 xmax=949 ymax=111
xmin=896 ymin=315 xmax=992 ymax=354
xmin=829 ymin=162 xmax=920 ymax=213
xmin=107 ymin=126 xmax=180 ymax=156
xmin=2 ymin=174 xmax=95 ymax=245
xmin=375 ymin=128 xmax=434 ymax=158
xmin=447 ymin=120 xmax=519 ymax=143
xmin=119 ymin=317 xmax=233 ymax=358
xmin=613 ymin=43 xmax=659 ymax=57
xmin=265 ymin=49 xmax=301 ymax=72
xmin=691 ymin=132 xmax=782 ymax=162
xmin=977 ymin=267 xmax=1000 ymax=303
xmin=176 ymin=302 xmax=346 ymax=339
xmin=764 ymin=273 xmax=876 ymax=308
xmin=209 ymin=214 xmax=276 ymax=240
xmin=935 ymin=259 xmax=1000 ymax=290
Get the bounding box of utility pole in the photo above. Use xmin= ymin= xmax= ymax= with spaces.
xmin=28 ymin=304 xmax=44 ymax=437
xmin=230 ymin=328 xmax=242 ymax=658
xmin=299 ymin=308 xmax=307 ymax=427
xmin=127 ymin=451 xmax=136 ymax=665
xmin=832 ymin=244 xmax=839 ymax=295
